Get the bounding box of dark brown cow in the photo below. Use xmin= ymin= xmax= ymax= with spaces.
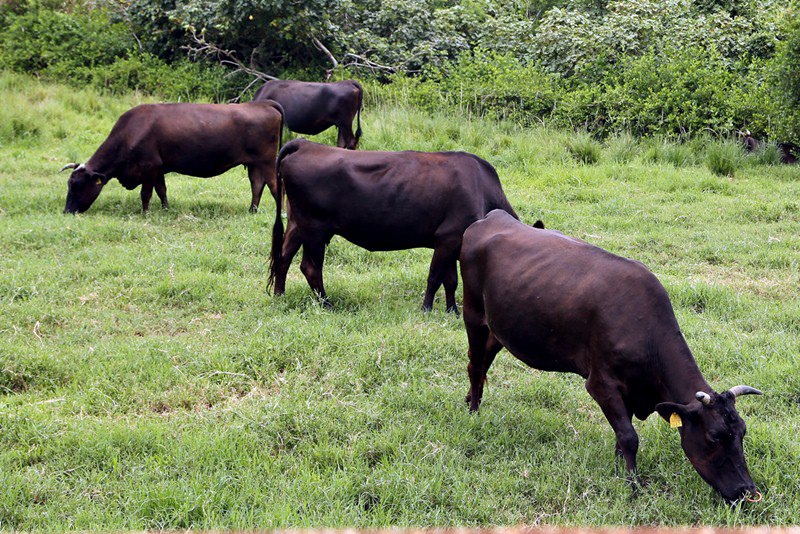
xmin=61 ymin=101 xmax=284 ymax=214
xmin=253 ymin=80 xmax=362 ymax=149
xmin=267 ymin=139 xmax=517 ymax=312
xmin=460 ymin=209 xmax=763 ymax=501
xmin=739 ymin=130 xmax=798 ymax=164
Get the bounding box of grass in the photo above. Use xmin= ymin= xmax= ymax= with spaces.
xmin=1 ymin=71 xmax=799 ymax=529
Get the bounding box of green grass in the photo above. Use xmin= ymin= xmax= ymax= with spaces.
xmin=1 ymin=71 xmax=799 ymax=529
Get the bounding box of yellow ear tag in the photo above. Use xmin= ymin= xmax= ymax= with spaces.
xmin=96 ymin=178 xmax=102 ymax=185
xmin=670 ymin=413 xmax=683 ymax=428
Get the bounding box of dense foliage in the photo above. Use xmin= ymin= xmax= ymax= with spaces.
xmin=0 ymin=0 xmax=798 ymax=139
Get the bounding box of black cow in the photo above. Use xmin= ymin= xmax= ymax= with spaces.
xmin=267 ymin=139 xmax=517 ymax=312
xmin=460 ymin=209 xmax=763 ymax=501
xmin=253 ymin=80 xmax=362 ymax=149
xmin=739 ymin=130 xmax=798 ymax=164
xmin=61 ymin=101 xmax=284 ymax=214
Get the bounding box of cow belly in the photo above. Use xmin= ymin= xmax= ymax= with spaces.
xmin=481 ymin=280 xmax=590 ymax=377
xmin=338 ymin=225 xmax=434 ymax=251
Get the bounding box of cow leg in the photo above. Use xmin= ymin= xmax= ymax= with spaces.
xmin=154 ymin=174 xmax=168 ymax=209
xmin=273 ymin=219 xmax=303 ymax=295
xmin=299 ymin=240 xmax=331 ymax=307
xmin=337 ymin=125 xmax=357 ymax=150
xmin=585 ymin=378 xmax=641 ymax=483
xmin=466 ymin=326 xmax=503 ymax=412
xmin=442 ymin=259 xmax=459 ymax=314
xmin=248 ymin=164 xmax=275 ymax=213
xmin=422 ymin=240 xmax=460 ymax=312
xmin=140 ymin=179 xmax=154 ymax=212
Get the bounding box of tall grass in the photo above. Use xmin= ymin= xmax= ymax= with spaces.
xmin=1 ymin=72 xmax=799 ymax=529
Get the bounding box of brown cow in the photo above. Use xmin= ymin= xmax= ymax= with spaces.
xmin=460 ymin=209 xmax=763 ymax=501
xmin=267 ymin=139 xmax=517 ymax=312
xmin=61 ymin=101 xmax=284 ymax=214
xmin=253 ymin=80 xmax=362 ymax=149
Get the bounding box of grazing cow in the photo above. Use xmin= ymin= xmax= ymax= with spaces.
xmin=61 ymin=101 xmax=284 ymax=214
xmin=777 ymin=142 xmax=799 ymax=164
xmin=253 ymin=80 xmax=363 ymax=149
xmin=267 ymin=139 xmax=517 ymax=312
xmin=460 ymin=209 xmax=763 ymax=501
xmin=738 ymin=130 xmax=798 ymax=164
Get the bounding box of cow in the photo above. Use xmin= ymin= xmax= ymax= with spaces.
xmin=738 ymin=130 xmax=798 ymax=164
xmin=460 ymin=209 xmax=763 ymax=502
xmin=61 ymin=101 xmax=284 ymax=214
xmin=267 ymin=139 xmax=517 ymax=312
xmin=253 ymin=80 xmax=363 ymax=150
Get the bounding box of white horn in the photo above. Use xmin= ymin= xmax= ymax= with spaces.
xmin=60 ymin=163 xmax=79 ymax=172
xmin=695 ymin=391 xmax=712 ymax=405
xmin=729 ymin=385 xmax=763 ymax=397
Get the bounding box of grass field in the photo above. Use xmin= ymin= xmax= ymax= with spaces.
xmin=1 ymin=72 xmax=799 ymax=530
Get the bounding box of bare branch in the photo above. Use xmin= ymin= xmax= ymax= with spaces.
xmin=182 ymin=28 xmax=277 ymax=101
xmin=312 ymin=36 xmax=338 ymax=81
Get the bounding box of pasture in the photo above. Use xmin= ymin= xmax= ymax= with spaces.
xmin=1 ymin=72 xmax=799 ymax=529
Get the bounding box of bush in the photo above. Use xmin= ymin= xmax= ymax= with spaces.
xmin=604 ymin=45 xmax=734 ymax=137
xmin=565 ymin=131 xmax=602 ymax=164
xmin=0 ymin=6 xmax=133 ymax=74
xmin=705 ymin=139 xmax=745 ymax=176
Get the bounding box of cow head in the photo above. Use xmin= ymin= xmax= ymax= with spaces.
xmin=61 ymin=163 xmax=108 ymax=214
xmin=655 ymin=385 xmax=762 ymax=502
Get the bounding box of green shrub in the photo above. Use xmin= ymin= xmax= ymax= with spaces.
xmin=705 ymin=139 xmax=745 ymax=176
xmin=0 ymin=6 xmax=133 ymax=73
xmin=565 ymin=131 xmax=601 ymax=164
xmin=605 ymin=131 xmax=639 ymax=163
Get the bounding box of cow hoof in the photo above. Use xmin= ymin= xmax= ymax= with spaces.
xmin=249 ymin=206 xmax=258 ymax=214
xmin=421 ymin=304 xmax=433 ymax=313
xmin=446 ymin=306 xmax=460 ymax=316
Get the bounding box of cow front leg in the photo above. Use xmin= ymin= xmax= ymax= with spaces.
xmin=299 ymin=240 xmax=330 ymax=307
xmin=140 ymin=180 xmax=154 ymax=212
xmin=586 ymin=377 xmax=641 ymax=484
xmin=154 ymin=175 xmax=168 ymax=209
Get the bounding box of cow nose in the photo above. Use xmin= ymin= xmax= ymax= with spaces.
xmin=727 ymin=484 xmax=758 ymax=503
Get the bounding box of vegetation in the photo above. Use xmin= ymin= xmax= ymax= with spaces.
xmin=1 ymin=0 xmax=799 ymax=140
xmin=2 ymin=73 xmax=799 ymax=529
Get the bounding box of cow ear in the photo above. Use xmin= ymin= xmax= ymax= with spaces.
xmin=655 ymin=402 xmax=691 ymax=425
xmin=92 ymin=172 xmax=109 ymax=185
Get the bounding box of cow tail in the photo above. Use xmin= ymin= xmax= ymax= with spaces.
xmin=267 ymin=142 xmax=289 ymax=294
xmin=271 ymin=100 xmax=286 ymax=153
xmin=354 ymin=81 xmax=363 ymax=146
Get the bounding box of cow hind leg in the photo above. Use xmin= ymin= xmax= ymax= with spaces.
xmin=336 ymin=125 xmax=357 ymax=150
xmin=299 ymin=239 xmax=331 ymax=307
xmin=154 ymin=175 xmax=168 ymax=209
xmin=422 ymin=241 xmax=460 ymax=312
xmin=248 ymin=163 xmax=276 ymax=213
xmin=465 ymin=326 xmax=503 ymax=412
xmin=585 ymin=377 xmax=641 ymax=484
xmin=442 ymin=259 xmax=459 ymax=314
xmin=273 ymin=218 xmax=303 ymax=295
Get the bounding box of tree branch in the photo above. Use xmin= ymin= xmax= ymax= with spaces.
xmin=312 ymin=36 xmax=338 ymax=81
xmin=182 ymin=28 xmax=278 ymax=101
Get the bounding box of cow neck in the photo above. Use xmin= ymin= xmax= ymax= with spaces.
xmin=86 ymin=136 xmax=122 ymax=178
xmin=655 ymin=330 xmax=714 ymax=405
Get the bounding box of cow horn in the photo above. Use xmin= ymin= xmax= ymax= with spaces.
xmin=695 ymin=391 xmax=712 ymax=405
xmin=729 ymin=385 xmax=763 ymax=398
xmin=60 ymin=163 xmax=79 ymax=172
